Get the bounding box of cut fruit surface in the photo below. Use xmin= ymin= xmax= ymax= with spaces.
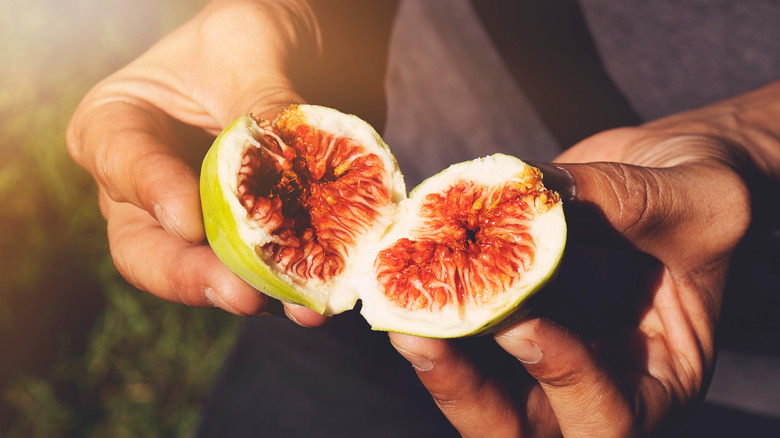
xmin=200 ymin=105 xmax=405 ymax=314
xmin=201 ymin=105 xmax=566 ymax=337
xmin=357 ymin=155 xmax=566 ymax=337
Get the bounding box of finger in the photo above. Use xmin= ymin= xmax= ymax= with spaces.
xmin=531 ymin=160 xmax=676 ymax=248
xmin=388 ymin=333 xmax=527 ymax=437
xmin=495 ymin=318 xmax=637 ymax=438
xmin=105 ymin=193 xmax=266 ymax=315
xmin=283 ymin=303 xmax=329 ymax=328
xmin=68 ymin=99 xmax=205 ymax=244
xmin=532 ymin=161 xmax=749 ymax=265
xmin=234 ymin=84 xmax=305 ymax=123
xmin=184 ymin=0 xmax=308 ymax=124
xmin=594 ymin=328 xmax=684 ymax=435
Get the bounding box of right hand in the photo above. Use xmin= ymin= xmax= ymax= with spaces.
xmin=388 ymin=110 xmax=769 ymax=436
xmin=66 ymin=0 xmax=327 ymax=325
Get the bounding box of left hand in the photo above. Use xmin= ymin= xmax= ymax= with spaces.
xmin=389 ymin=124 xmax=754 ymax=437
xmin=66 ymin=0 xmax=330 ymax=324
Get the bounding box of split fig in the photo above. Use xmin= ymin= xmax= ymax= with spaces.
xmin=200 ymin=105 xmax=566 ymax=337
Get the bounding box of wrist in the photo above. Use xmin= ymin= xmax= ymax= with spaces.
xmin=645 ymin=80 xmax=780 ymax=181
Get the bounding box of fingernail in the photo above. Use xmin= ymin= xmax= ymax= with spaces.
xmin=499 ymin=337 xmax=544 ymax=364
xmin=283 ymin=305 xmax=303 ymax=325
xmin=154 ymin=203 xmax=188 ymax=242
xmin=526 ymin=161 xmax=576 ymax=202
xmin=204 ymin=287 xmax=243 ymax=316
xmin=392 ymin=344 xmax=435 ymax=372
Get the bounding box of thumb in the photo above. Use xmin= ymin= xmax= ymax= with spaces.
xmin=532 ymin=161 xmax=677 ymax=251
xmin=495 ymin=318 xmax=637 ymax=438
xmin=531 ymin=161 xmax=746 ymax=265
xmin=236 ymin=86 xmax=306 ymax=124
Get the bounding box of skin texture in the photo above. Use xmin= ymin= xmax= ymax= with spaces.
xmin=389 ymin=89 xmax=780 ymax=436
xmin=67 ymin=1 xmax=780 ymax=436
xmin=67 ymin=0 xmax=328 ymax=324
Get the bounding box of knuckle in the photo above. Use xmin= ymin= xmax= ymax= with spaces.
xmin=616 ymin=168 xmax=652 ymax=233
xmin=107 ymin=229 xmax=144 ymax=293
xmin=427 ymin=387 xmax=476 ymax=419
xmin=65 ymin=118 xmax=85 ymax=165
xmin=93 ymin=140 xmax=123 ymax=201
xmin=536 ymin=364 xmax=587 ymax=389
xmin=601 ymin=163 xmax=664 ymax=238
xmin=429 ymin=390 xmax=461 ymax=410
xmin=100 ymin=131 xmax=177 ymax=207
xmin=708 ymin=166 xmax=751 ymax=246
xmin=164 ymin=249 xmax=199 ymax=306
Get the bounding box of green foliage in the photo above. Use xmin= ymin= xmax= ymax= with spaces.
xmin=1 ymin=0 xmax=241 ymax=436
xmin=4 ymin=267 xmax=241 ymax=438
xmin=4 ymin=261 xmax=240 ymax=438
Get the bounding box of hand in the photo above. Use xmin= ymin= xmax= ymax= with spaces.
xmin=389 ymin=113 xmax=762 ymax=436
xmin=66 ymin=0 xmax=327 ymax=325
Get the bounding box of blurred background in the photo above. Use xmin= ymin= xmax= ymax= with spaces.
xmin=3 ymin=0 xmax=780 ymax=437
xmin=0 ymin=1 xmax=243 ymax=436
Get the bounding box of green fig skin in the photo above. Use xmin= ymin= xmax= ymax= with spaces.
xmin=200 ymin=108 xmax=567 ymax=338
xmin=200 ymin=116 xmax=327 ymax=313
xmin=424 ymin=154 xmax=564 ymax=337
xmin=358 ymin=154 xmax=566 ymax=338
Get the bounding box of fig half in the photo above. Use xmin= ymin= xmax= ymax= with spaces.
xmin=201 ymin=105 xmax=566 ymax=337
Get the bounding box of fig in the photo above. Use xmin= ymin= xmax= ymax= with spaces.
xmin=200 ymin=105 xmax=566 ymax=337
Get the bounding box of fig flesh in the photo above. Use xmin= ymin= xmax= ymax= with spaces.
xmin=201 ymin=105 xmax=566 ymax=337
xmin=200 ymin=105 xmax=405 ymax=314
xmin=360 ymin=155 xmax=566 ymax=336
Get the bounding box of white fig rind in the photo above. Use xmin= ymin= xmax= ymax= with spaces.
xmin=201 ymin=105 xmax=406 ymax=314
xmin=356 ymin=154 xmax=567 ymax=337
xmin=202 ymin=106 xmax=566 ymax=337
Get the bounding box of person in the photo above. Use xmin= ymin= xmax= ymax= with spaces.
xmin=66 ymin=0 xmax=780 ymax=436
